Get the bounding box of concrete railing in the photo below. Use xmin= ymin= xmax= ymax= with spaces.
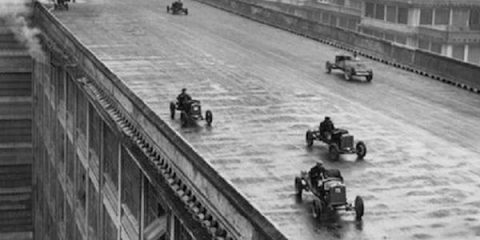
xmin=32 ymin=2 xmax=287 ymax=240
xmin=193 ymin=0 xmax=480 ymax=93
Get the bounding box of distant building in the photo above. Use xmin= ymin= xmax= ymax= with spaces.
xmin=265 ymin=0 xmax=480 ymax=64
xmin=359 ymin=0 xmax=480 ymax=64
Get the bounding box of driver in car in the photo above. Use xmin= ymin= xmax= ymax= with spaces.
xmin=177 ymin=88 xmax=192 ymax=111
xmin=319 ymin=116 xmax=335 ymax=139
xmin=173 ymin=0 xmax=183 ymax=9
xmin=309 ymin=162 xmax=326 ymax=188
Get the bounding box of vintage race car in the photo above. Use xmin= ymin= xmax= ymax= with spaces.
xmin=326 ymin=54 xmax=373 ymax=82
xmin=170 ymin=99 xmax=212 ymax=127
xmin=54 ymin=0 xmax=70 ymax=11
xmin=294 ymin=169 xmax=364 ymax=220
xmin=167 ymin=1 xmax=188 ymax=15
xmin=306 ymin=128 xmax=367 ymax=161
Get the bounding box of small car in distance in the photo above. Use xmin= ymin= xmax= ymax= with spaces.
xmin=306 ymin=128 xmax=367 ymax=161
xmin=294 ymin=169 xmax=364 ymax=220
xmin=167 ymin=0 xmax=188 ymax=15
xmin=326 ymin=54 xmax=373 ymax=82
xmin=170 ymin=99 xmax=212 ymax=127
xmin=54 ymin=0 xmax=69 ymax=10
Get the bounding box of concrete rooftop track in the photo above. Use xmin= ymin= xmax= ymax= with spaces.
xmin=49 ymin=0 xmax=480 ymax=239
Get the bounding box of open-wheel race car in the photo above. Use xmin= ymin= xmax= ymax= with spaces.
xmin=170 ymin=99 xmax=212 ymax=127
xmin=294 ymin=168 xmax=364 ymax=220
xmin=54 ymin=0 xmax=70 ymax=11
xmin=167 ymin=0 xmax=188 ymax=15
xmin=306 ymin=127 xmax=367 ymax=161
xmin=326 ymin=54 xmax=373 ymax=82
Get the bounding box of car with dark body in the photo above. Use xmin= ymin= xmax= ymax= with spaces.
xmin=326 ymin=54 xmax=373 ymax=82
xmin=170 ymin=99 xmax=212 ymax=127
xmin=294 ymin=169 xmax=364 ymax=220
xmin=54 ymin=0 xmax=70 ymax=10
xmin=167 ymin=1 xmax=188 ymax=15
xmin=306 ymin=128 xmax=367 ymax=161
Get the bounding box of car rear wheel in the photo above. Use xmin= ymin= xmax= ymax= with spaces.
xmin=356 ymin=141 xmax=367 ymax=160
xmin=329 ymin=143 xmax=340 ymax=161
xmin=167 ymin=6 xmax=170 ymax=12
xmin=205 ymin=110 xmax=213 ymax=125
xmin=326 ymin=62 xmax=331 ymax=73
xmin=185 ymin=8 xmax=188 ymax=15
xmin=306 ymin=130 xmax=314 ymax=147
xmin=170 ymin=102 xmax=176 ymax=119
xmin=312 ymin=199 xmax=323 ymax=219
xmin=344 ymin=70 xmax=351 ymax=81
xmin=294 ymin=177 xmax=303 ymax=198
xmin=366 ymin=74 xmax=372 ymax=82
xmin=354 ymin=196 xmax=364 ymax=220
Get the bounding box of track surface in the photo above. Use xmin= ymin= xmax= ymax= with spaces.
xmin=54 ymin=0 xmax=480 ymax=239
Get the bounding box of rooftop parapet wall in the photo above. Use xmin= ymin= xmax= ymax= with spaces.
xmin=32 ymin=2 xmax=288 ymax=240
xmin=193 ymin=0 xmax=480 ymax=92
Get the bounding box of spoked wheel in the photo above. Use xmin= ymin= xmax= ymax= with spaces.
xmin=305 ymin=130 xmax=314 ymax=147
xmin=329 ymin=143 xmax=340 ymax=161
xmin=294 ymin=177 xmax=303 ymax=199
xmin=180 ymin=112 xmax=188 ymax=127
xmin=356 ymin=141 xmax=367 ymax=160
xmin=312 ymin=199 xmax=323 ymax=219
xmin=354 ymin=196 xmax=364 ymax=220
xmin=205 ymin=110 xmax=213 ymax=126
xmin=170 ymin=102 xmax=176 ymax=119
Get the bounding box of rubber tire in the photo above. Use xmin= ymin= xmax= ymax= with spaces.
xmin=306 ymin=130 xmax=314 ymax=147
xmin=170 ymin=102 xmax=176 ymax=119
xmin=167 ymin=6 xmax=170 ymax=12
xmin=185 ymin=8 xmax=188 ymax=15
xmin=180 ymin=112 xmax=187 ymax=127
xmin=356 ymin=141 xmax=367 ymax=160
xmin=312 ymin=199 xmax=323 ymax=219
xmin=326 ymin=62 xmax=331 ymax=73
xmin=294 ymin=177 xmax=303 ymax=198
xmin=366 ymin=74 xmax=373 ymax=82
xmin=205 ymin=110 xmax=213 ymax=125
xmin=329 ymin=144 xmax=340 ymax=161
xmin=354 ymin=196 xmax=364 ymax=220
xmin=344 ymin=69 xmax=351 ymax=81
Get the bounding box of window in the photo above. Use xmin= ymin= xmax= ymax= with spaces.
xmin=386 ymin=6 xmax=396 ymax=23
xmin=470 ymin=9 xmax=480 ymax=30
xmin=420 ymin=9 xmax=433 ymax=25
xmin=365 ymin=2 xmax=374 ymax=18
xmin=322 ymin=13 xmax=330 ymax=23
xmin=330 ymin=15 xmax=338 ymax=26
xmin=431 ymin=42 xmax=442 ymax=54
xmin=397 ymin=7 xmax=408 ymax=24
xmin=434 ymin=8 xmax=450 ymax=25
xmin=375 ymin=4 xmax=385 ymax=20
xmin=452 ymin=45 xmax=465 ymax=60
xmin=418 ymin=39 xmax=429 ymax=50
xmin=103 ymin=125 xmax=119 ymax=189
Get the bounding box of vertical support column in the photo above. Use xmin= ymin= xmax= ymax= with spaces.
xmin=464 ymin=44 xmax=470 ymax=62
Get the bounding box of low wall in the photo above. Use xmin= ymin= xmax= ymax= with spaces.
xmin=194 ymin=0 xmax=480 ymax=93
xmin=33 ymin=2 xmax=287 ymax=240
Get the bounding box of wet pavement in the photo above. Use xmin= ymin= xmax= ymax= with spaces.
xmin=53 ymin=0 xmax=480 ymax=239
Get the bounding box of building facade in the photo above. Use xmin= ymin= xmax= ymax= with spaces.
xmin=268 ymin=0 xmax=480 ymax=64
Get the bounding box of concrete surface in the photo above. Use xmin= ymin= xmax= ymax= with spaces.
xmin=51 ymin=0 xmax=480 ymax=239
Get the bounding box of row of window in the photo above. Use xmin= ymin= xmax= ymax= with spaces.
xmin=365 ymin=2 xmax=408 ymax=24
xmin=33 ymin=58 xmax=171 ymax=240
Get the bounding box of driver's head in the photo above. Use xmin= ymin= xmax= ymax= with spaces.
xmin=325 ymin=116 xmax=330 ymax=121
xmin=182 ymin=88 xmax=187 ymax=93
xmin=316 ymin=162 xmax=324 ymax=168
